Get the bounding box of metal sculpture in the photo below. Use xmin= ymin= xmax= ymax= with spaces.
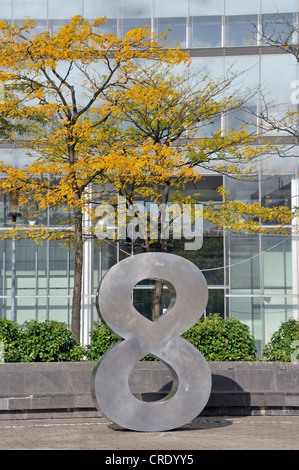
xmin=91 ymin=252 xmax=211 ymax=432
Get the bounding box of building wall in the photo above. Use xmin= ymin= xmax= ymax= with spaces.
xmin=0 ymin=0 xmax=298 ymax=354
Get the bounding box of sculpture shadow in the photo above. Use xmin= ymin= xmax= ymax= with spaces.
xmin=108 ymin=374 xmax=250 ymax=432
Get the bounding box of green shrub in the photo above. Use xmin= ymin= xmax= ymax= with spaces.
xmin=86 ymin=322 xmax=157 ymax=361
xmin=262 ymin=318 xmax=299 ymax=361
xmin=20 ymin=320 xmax=85 ymax=362
xmin=86 ymin=321 xmax=119 ymax=361
xmin=182 ymin=314 xmax=258 ymax=361
xmin=88 ymin=314 xmax=258 ymax=362
xmin=0 ymin=319 xmax=23 ymax=362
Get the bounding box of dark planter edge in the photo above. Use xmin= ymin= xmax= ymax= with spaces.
xmin=0 ymin=361 xmax=298 ymax=420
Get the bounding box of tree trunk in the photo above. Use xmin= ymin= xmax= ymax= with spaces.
xmin=152 ymin=279 xmax=163 ymax=321
xmin=72 ymin=205 xmax=83 ymax=341
xmin=150 ymin=184 xmax=170 ymax=321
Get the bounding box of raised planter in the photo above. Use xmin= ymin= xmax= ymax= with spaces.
xmin=0 ymin=361 xmax=298 ymax=420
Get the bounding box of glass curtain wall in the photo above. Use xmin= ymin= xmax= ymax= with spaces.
xmin=1 ymin=0 xmax=297 ymax=46
xmin=0 ymin=0 xmax=298 ymax=351
xmin=225 ymin=168 xmax=297 ymax=356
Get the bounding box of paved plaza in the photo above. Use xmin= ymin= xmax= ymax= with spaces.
xmin=0 ymin=415 xmax=298 ymax=451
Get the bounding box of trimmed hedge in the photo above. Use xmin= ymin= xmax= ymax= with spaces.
xmin=0 ymin=319 xmax=24 ymax=362
xmin=2 ymin=316 xmax=298 ymax=363
xmin=86 ymin=320 xmax=119 ymax=361
xmin=262 ymin=318 xmax=299 ymax=362
xmin=0 ymin=319 xmax=85 ymax=362
xmin=86 ymin=314 xmax=258 ymax=362
xmin=182 ymin=314 xmax=258 ymax=361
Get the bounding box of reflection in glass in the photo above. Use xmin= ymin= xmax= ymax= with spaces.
xmin=227 ymin=103 xmax=257 ymax=131
xmin=226 ymin=232 xmax=261 ymax=292
xmin=192 ymin=16 xmax=222 ymax=47
xmin=261 ymin=0 xmax=297 ymax=14
xmin=225 ymin=176 xmax=259 ymax=204
xmin=261 ymin=13 xmax=294 ymax=44
xmin=154 ymin=0 xmax=188 ymax=18
xmin=0 ymin=0 xmax=12 ymax=20
xmin=260 ymin=175 xmax=292 ymax=209
xmin=190 ymin=0 xmax=223 ymax=16
xmin=123 ymin=0 xmax=152 ymax=18
xmin=122 ymin=0 xmax=151 ymax=36
xmin=264 ymin=296 xmax=293 ymax=345
xmin=123 ymin=18 xmax=151 ymax=36
xmin=227 ymin=15 xmax=257 ymax=46
xmin=154 ymin=0 xmax=187 ymax=46
xmin=48 ymin=0 xmax=82 ymax=19
xmin=13 ymin=0 xmax=47 ymax=20
xmin=262 ymin=234 xmax=292 ymax=291
xmin=230 ymin=296 xmax=262 ymax=355
xmin=225 ymin=0 xmax=260 ymax=15
xmin=206 ymin=289 xmax=224 ymax=317
xmin=261 ymin=54 xmax=297 ymax=105
xmin=158 ymin=17 xmax=187 ymax=47
xmin=83 ymin=0 xmax=118 ymax=19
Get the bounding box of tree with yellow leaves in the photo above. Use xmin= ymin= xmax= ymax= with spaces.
xmin=97 ymin=61 xmax=296 ymax=319
xmin=101 ymin=60 xmax=295 ymax=242
xmin=0 ymin=16 xmax=189 ymax=339
xmin=0 ymin=16 xmax=296 ymax=332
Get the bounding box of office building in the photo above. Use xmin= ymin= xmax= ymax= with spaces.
xmin=0 ymin=0 xmax=298 ymax=355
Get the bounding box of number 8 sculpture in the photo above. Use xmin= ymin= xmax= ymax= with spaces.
xmin=91 ymin=252 xmax=211 ymax=432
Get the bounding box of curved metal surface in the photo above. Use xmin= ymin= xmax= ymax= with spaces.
xmin=91 ymin=252 xmax=211 ymax=432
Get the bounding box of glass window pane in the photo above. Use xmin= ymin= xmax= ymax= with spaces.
xmin=123 ymin=0 xmax=151 ymax=34
xmin=0 ymin=0 xmax=12 ymax=19
xmin=83 ymin=0 xmax=118 ymax=33
xmin=13 ymin=0 xmax=47 ymax=20
xmin=225 ymin=176 xmax=259 ymax=204
xmin=176 ymin=177 xmax=224 ymax=286
xmin=261 ymin=12 xmax=295 ymax=44
xmin=48 ymin=0 xmax=83 ymax=19
xmin=83 ymin=0 xmax=118 ymax=19
xmin=263 ymin=234 xmax=292 ymax=291
xmin=227 ymin=15 xmax=257 ymax=46
xmin=190 ymin=56 xmax=225 ymax=80
xmin=226 ymin=232 xmax=261 ymax=292
xmin=154 ymin=0 xmax=187 ymax=46
xmin=36 ymin=244 xmax=47 ymax=291
xmin=260 ymin=175 xmax=292 ymax=209
xmin=16 ymin=298 xmax=37 ymax=324
xmin=206 ymin=289 xmax=224 ymax=317
xmin=36 ymin=298 xmax=47 ymax=322
xmin=264 ymin=296 xmax=293 ymax=346
xmin=191 ymin=232 xmax=224 ymax=286
xmin=190 ymin=0 xmax=223 ymax=16
xmin=157 ymin=17 xmax=186 ymax=46
xmin=154 ymin=0 xmax=188 ymax=18
xmin=192 ymin=16 xmax=222 ymax=47
xmin=261 ymin=0 xmax=297 ymax=14
xmin=101 ymin=242 xmax=118 ymax=277
xmin=230 ymin=296 xmax=262 ymax=355
xmin=224 ymin=55 xmax=259 ymax=130
xmin=48 ymin=296 xmax=69 ymax=323
xmin=262 ymin=149 xmax=299 ymax=174
xmin=123 ymin=0 xmax=152 ymax=18
xmin=0 ymin=148 xmax=31 ymax=169
xmin=123 ymin=18 xmax=151 ymax=35
xmin=260 ymin=54 xmax=297 ymax=129
xmin=225 ymin=0 xmax=260 ymax=15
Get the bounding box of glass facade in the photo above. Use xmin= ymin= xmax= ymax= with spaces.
xmin=0 ymin=0 xmax=299 ymax=353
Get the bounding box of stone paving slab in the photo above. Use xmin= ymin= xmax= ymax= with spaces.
xmin=0 ymin=416 xmax=298 ymax=451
